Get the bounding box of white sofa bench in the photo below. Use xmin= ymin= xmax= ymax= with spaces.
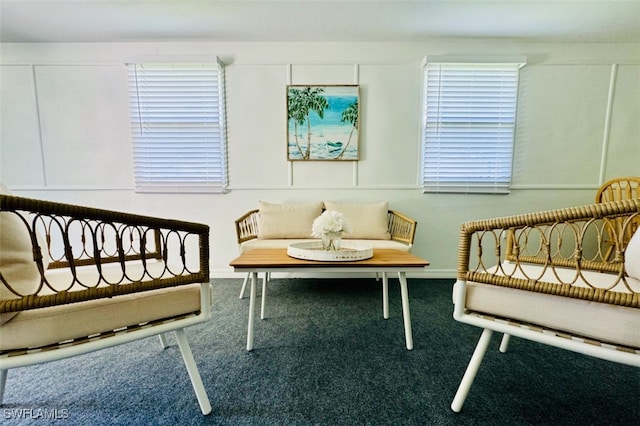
xmin=234 ymin=201 xmax=417 ymax=300
xmin=450 ymin=199 xmax=640 ymax=413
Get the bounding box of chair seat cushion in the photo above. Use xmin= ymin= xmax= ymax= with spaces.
xmin=0 ymin=262 xmax=201 ymax=351
xmin=239 ymin=238 xmax=411 ymax=254
xmin=464 ymin=262 xmax=640 ymax=348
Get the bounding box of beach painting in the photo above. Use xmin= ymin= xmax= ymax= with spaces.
xmin=287 ymin=85 xmax=359 ymax=161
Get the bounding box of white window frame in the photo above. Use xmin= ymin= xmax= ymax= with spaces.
xmin=127 ymin=58 xmax=228 ymax=193
xmin=421 ymin=56 xmax=525 ymax=194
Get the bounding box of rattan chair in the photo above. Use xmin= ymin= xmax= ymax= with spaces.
xmin=595 ymin=177 xmax=640 ymax=261
xmin=451 ymin=199 xmax=640 ymax=412
xmin=0 ymin=192 xmax=212 ymax=414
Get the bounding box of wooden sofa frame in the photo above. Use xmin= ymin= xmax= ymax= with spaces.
xmin=451 ymin=199 xmax=640 ymax=412
xmin=0 ymin=194 xmax=212 ymax=414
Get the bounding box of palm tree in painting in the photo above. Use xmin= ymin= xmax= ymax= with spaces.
xmin=301 ymin=87 xmax=329 ymax=159
xmin=287 ymin=89 xmax=306 ymax=159
xmin=288 ymin=87 xmax=330 ymax=160
xmin=336 ymin=100 xmax=358 ymax=159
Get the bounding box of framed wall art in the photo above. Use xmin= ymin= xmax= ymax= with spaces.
xmin=287 ymin=85 xmax=359 ymax=161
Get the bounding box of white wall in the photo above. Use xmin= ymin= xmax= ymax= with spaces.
xmin=1 ymin=41 xmax=639 ymax=277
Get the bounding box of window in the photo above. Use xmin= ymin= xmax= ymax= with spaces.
xmin=421 ymin=58 xmax=524 ymax=194
xmin=127 ymin=60 xmax=227 ymax=193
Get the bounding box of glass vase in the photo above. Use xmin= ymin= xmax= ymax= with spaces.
xmin=321 ymin=231 xmax=342 ymax=251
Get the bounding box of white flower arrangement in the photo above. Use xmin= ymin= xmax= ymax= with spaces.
xmin=311 ymin=210 xmax=351 ymax=238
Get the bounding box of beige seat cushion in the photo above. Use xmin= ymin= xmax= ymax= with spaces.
xmin=465 ymin=262 xmax=640 ymax=348
xmin=1 ymin=262 xmax=202 ymax=351
xmin=1 ymin=283 xmax=201 ymax=352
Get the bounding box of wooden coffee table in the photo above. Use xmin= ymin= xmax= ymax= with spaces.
xmin=229 ymin=248 xmax=429 ymax=351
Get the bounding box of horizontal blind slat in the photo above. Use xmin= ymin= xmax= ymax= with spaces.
xmin=128 ymin=62 xmax=227 ymax=193
xmin=422 ymin=61 xmax=521 ymax=194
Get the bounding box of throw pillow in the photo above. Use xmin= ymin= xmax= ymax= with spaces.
xmin=257 ymin=201 xmax=323 ymax=239
xmin=625 ymin=227 xmax=640 ymax=280
xmin=324 ymin=201 xmax=391 ymax=240
xmin=0 ymin=184 xmax=48 ymax=324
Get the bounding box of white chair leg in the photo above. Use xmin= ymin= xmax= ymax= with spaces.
xmin=499 ymin=333 xmax=511 ymax=353
xmin=0 ymin=369 xmax=7 ymax=403
xmin=382 ymin=272 xmax=389 ymax=319
xmin=239 ymin=273 xmax=250 ymax=299
xmin=451 ymin=328 xmax=494 ymax=413
xmin=174 ymin=328 xmax=212 ymax=415
xmin=158 ymin=333 xmax=170 ymax=349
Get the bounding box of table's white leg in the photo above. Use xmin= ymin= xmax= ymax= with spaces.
xmin=382 ymin=272 xmax=389 ymax=319
xmin=397 ymin=271 xmax=413 ymax=350
xmin=260 ymin=273 xmax=267 ymax=320
xmin=247 ymin=271 xmax=257 ymax=351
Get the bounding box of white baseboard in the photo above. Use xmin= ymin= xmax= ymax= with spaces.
xmin=210 ymin=268 xmax=455 ymax=280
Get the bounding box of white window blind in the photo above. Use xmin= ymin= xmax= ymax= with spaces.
xmin=127 ymin=61 xmax=227 ymax=193
xmin=422 ymin=61 xmax=523 ymax=194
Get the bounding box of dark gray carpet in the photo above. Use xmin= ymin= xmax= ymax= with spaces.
xmin=2 ymin=278 xmax=639 ymax=425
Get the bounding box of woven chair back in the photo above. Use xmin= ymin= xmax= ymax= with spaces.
xmin=596 ymin=177 xmax=640 ymax=203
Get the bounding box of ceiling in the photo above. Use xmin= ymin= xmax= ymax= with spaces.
xmin=1 ymin=0 xmax=639 ymax=44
